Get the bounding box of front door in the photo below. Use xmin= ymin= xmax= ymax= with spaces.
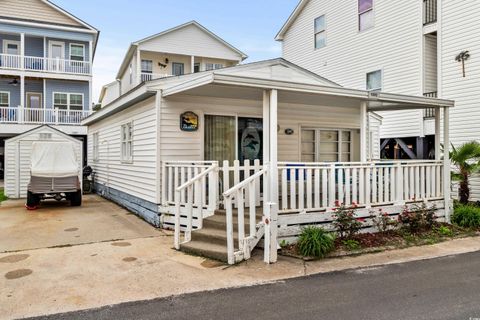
xmin=48 ymin=41 xmax=65 ymax=71
xmin=26 ymin=92 xmax=42 ymax=122
xmin=3 ymin=40 xmax=20 ymax=68
xmin=172 ymin=62 xmax=184 ymax=76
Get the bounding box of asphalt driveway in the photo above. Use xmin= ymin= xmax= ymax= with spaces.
xmin=0 ymin=195 xmax=161 ymax=253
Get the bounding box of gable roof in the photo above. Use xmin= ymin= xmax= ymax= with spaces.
xmin=116 ymin=21 xmax=247 ymax=79
xmin=275 ymin=0 xmax=310 ymax=41
xmin=5 ymin=125 xmax=82 ymax=144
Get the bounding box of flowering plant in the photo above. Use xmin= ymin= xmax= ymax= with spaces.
xmin=371 ymin=208 xmax=398 ymax=233
xmin=398 ymin=202 xmax=436 ymax=233
xmin=332 ymin=201 xmax=363 ymax=239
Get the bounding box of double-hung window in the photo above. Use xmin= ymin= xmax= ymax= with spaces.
xmin=359 ymin=0 xmax=374 ymax=31
xmin=92 ymin=132 xmax=99 ymax=162
xmin=141 ymin=60 xmax=153 ymax=81
xmin=53 ymin=93 xmax=84 ymax=111
xmin=366 ymin=70 xmax=382 ymax=91
xmin=301 ymin=129 xmax=353 ymax=162
xmin=121 ymin=122 xmax=133 ymax=163
xmin=70 ymin=44 xmax=85 ymax=62
xmin=0 ymin=92 xmax=9 ymax=107
xmin=314 ymin=15 xmax=326 ymax=49
xmin=205 ymin=63 xmax=224 ymax=71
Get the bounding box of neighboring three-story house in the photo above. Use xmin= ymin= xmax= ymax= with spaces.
xmin=0 ymin=0 xmax=98 ymax=175
xmin=99 ymin=21 xmax=247 ymax=106
xmin=277 ymin=0 xmax=480 ymax=199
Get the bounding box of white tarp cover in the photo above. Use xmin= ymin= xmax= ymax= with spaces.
xmin=30 ymin=142 xmax=79 ymax=178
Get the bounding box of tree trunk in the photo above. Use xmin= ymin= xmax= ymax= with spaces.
xmin=459 ymin=174 xmax=470 ymax=204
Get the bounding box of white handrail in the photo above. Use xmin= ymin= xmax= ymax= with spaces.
xmin=174 ymin=163 xmax=219 ymax=249
xmin=223 ymin=166 xmax=268 ymax=198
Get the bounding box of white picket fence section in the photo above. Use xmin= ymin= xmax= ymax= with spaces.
xmin=174 ymin=163 xmax=219 ymax=249
xmin=223 ymin=165 xmax=268 ymax=264
xmin=278 ymin=161 xmax=443 ymax=213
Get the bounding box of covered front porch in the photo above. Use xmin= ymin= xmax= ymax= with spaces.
xmin=153 ymin=60 xmax=454 ymax=264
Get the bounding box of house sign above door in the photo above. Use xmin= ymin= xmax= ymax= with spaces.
xmin=180 ymin=111 xmax=199 ymax=132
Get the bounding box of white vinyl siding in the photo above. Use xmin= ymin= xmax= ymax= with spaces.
xmin=0 ymin=91 xmax=9 ymax=107
xmin=120 ymin=122 xmax=133 ymax=163
xmin=441 ymin=0 xmax=480 ymax=200
xmin=282 ymin=0 xmax=424 ymax=139
xmin=160 ymin=94 xmax=361 ymax=163
xmin=314 ymin=15 xmax=326 ymax=49
xmin=87 ymin=97 xmax=158 ymax=204
xmin=92 ymin=132 xmax=99 ymax=162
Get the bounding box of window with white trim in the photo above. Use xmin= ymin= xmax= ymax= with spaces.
xmin=301 ymin=129 xmax=353 ymax=162
xmin=205 ymin=63 xmax=224 ymax=71
xmin=141 ymin=60 xmax=153 ymax=73
xmin=53 ymin=93 xmax=84 ymax=111
xmin=70 ymin=44 xmax=85 ymax=62
xmin=92 ymin=132 xmax=99 ymax=162
xmin=121 ymin=122 xmax=133 ymax=162
xmin=359 ymin=0 xmax=374 ymax=31
xmin=366 ymin=70 xmax=382 ymax=91
xmin=314 ymin=15 xmax=326 ymax=49
xmin=0 ymin=92 xmax=9 ymax=107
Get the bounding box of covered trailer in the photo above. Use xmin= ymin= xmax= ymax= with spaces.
xmin=4 ymin=126 xmax=83 ymax=199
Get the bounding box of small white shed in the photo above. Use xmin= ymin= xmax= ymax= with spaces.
xmin=5 ymin=126 xmax=83 ymax=199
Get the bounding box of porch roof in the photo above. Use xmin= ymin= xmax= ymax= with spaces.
xmin=161 ymin=72 xmax=455 ymax=111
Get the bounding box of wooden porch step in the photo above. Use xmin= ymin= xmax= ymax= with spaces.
xmin=180 ymin=241 xmax=229 ymax=263
xmin=191 ymin=227 xmax=239 ymax=248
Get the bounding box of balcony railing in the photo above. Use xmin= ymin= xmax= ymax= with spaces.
xmin=423 ymin=91 xmax=438 ymax=118
xmin=141 ymin=72 xmax=172 ymax=82
xmin=0 ymin=53 xmax=91 ymax=75
xmin=424 ymin=0 xmax=437 ymax=25
xmin=0 ymin=106 xmax=90 ymax=125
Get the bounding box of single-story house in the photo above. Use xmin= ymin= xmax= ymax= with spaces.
xmin=83 ymin=58 xmax=454 ymax=264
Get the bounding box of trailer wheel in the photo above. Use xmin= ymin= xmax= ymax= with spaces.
xmin=26 ymin=191 xmax=40 ymax=209
xmin=70 ymin=190 xmax=82 ymax=207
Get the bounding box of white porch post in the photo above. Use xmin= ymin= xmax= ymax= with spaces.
xmin=268 ymin=89 xmax=279 ymax=263
xmin=20 ymin=33 xmax=25 ymax=70
xmin=89 ymin=40 xmax=93 ymax=75
xmin=190 ymin=55 xmax=195 ymax=74
xmin=443 ymin=106 xmax=451 ymax=222
xmin=435 ymin=107 xmax=441 ymax=160
xmin=360 ymin=101 xmax=368 ymax=162
xmin=262 ymin=90 xmax=271 ymax=263
xmin=20 ymin=75 xmax=25 ymax=120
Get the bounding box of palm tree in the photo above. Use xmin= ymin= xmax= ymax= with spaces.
xmin=450 ymin=141 xmax=480 ymax=204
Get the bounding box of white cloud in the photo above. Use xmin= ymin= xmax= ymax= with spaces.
xmin=92 ymin=43 xmax=127 ymax=103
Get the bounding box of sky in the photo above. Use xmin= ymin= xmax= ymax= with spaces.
xmin=53 ymin=0 xmax=299 ymax=102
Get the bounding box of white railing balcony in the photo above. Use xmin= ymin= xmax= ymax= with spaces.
xmin=0 ymin=53 xmax=91 ymax=76
xmin=141 ymin=72 xmax=171 ymax=82
xmin=0 ymin=106 xmax=90 ymax=125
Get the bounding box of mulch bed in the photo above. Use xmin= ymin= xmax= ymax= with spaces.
xmin=280 ymin=223 xmax=480 ymax=261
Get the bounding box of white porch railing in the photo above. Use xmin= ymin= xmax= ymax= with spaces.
xmin=278 ymin=160 xmax=444 ymax=213
xmin=0 ymin=53 xmax=91 ymax=75
xmin=223 ymin=165 xmax=268 ymax=264
xmin=141 ymin=72 xmax=171 ymax=82
xmin=173 ymin=162 xmax=219 ymax=249
xmin=0 ymin=106 xmax=90 ymax=125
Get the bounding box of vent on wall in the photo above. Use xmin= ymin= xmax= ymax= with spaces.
xmin=39 ymin=133 xmax=52 ymax=140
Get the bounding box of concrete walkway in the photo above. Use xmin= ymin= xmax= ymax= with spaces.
xmin=1 ymin=196 xmax=480 ymax=319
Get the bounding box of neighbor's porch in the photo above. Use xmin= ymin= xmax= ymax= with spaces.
xmin=157 ymin=79 xmax=454 ymax=264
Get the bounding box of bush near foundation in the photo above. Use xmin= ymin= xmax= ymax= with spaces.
xmin=452 ymin=204 xmax=480 ymax=229
xmin=297 ymin=227 xmax=336 ymax=258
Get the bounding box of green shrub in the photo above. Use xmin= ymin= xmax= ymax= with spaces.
xmin=452 ymin=204 xmax=480 ymax=228
xmin=342 ymin=239 xmax=361 ymax=251
xmin=0 ymin=189 xmax=7 ymax=203
xmin=435 ymin=226 xmax=454 ymax=237
xmin=332 ymin=202 xmax=364 ymax=239
xmin=297 ymin=227 xmax=336 ymax=258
